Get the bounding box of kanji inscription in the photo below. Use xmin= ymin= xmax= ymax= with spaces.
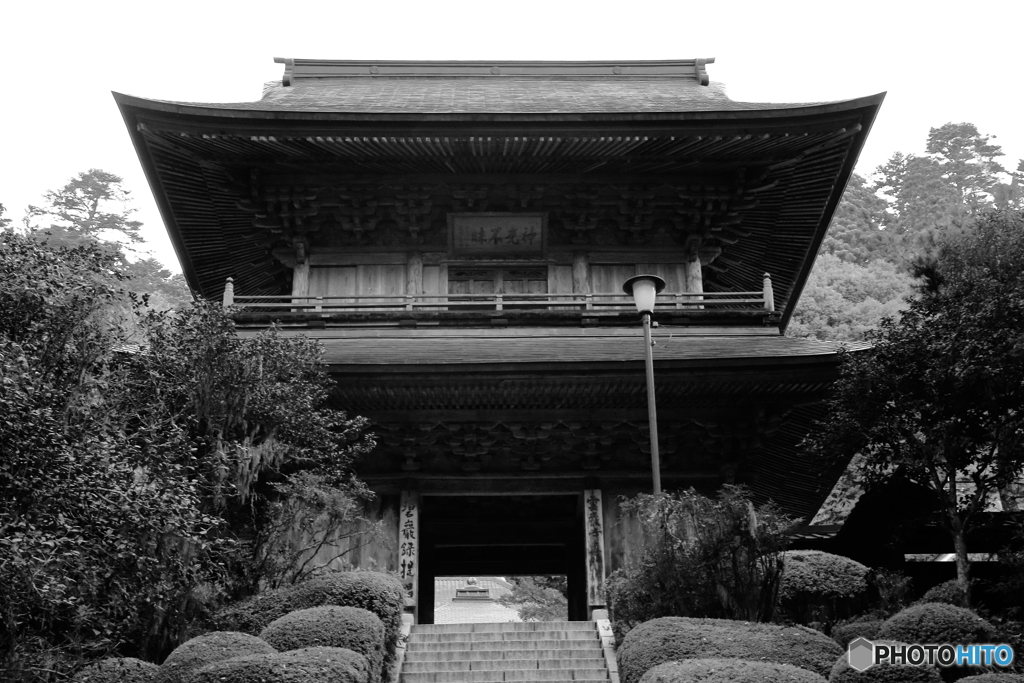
xmin=450 ymin=213 xmax=545 ymax=255
xmin=398 ymin=491 xmax=419 ymax=604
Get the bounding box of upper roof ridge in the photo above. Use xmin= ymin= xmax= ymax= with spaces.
xmin=273 ymin=58 xmax=716 ymax=86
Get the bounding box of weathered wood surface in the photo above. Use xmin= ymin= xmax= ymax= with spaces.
xmin=584 ymin=489 xmax=607 ymax=609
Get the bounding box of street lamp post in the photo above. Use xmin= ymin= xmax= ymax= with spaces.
xmin=622 ymin=274 xmax=667 ymax=494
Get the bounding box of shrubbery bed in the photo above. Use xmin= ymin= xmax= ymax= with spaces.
xmin=616 ymin=616 xmax=842 ymax=683
xmin=779 ymin=550 xmax=869 ymax=624
xmin=638 ymin=658 xmax=825 ymax=683
xmin=956 ymin=675 xmax=1024 ymax=682
xmin=832 ymin=619 xmax=884 ymax=647
xmin=258 ymin=606 xmax=384 ymax=683
xmin=829 ymin=642 xmax=943 ymax=682
xmin=877 ymin=603 xmax=998 ymax=647
xmin=188 ymin=646 xmax=369 ymax=683
xmin=214 ymin=571 xmax=403 ymax=675
xmin=154 ymin=631 xmax=276 ymax=683
xmin=919 ymin=580 xmax=968 ymax=607
xmin=72 ymin=657 xmax=159 ymax=683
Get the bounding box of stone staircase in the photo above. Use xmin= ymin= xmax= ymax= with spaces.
xmin=400 ymin=621 xmax=611 ymax=683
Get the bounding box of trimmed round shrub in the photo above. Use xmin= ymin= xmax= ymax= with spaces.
xmin=214 ymin=571 xmax=403 ymax=674
xmin=779 ymin=550 xmax=870 ymax=624
xmin=155 ymin=631 xmax=276 ymax=683
xmin=639 ymin=658 xmax=825 ymax=683
xmin=957 ymin=675 xmax=1024 ymax=682
xmin=258 ymin=607 xmax=384 ymax=683
xmin=72 ymin=657 xmax=159 ymax=683
xmin=920 ymin=580 xmax=968 ymax=607
xmin=878 ymin=603 xmax=999 ymax=647
xmin=830 ymin=641 xmax=943 ymax=682
xmin=616 ymin=616 xmax=842 ymax=683
xmin=832 ymin=619 xmax=884 ymax=647
xmin=188 ymin=646 xmax=369 ymax=683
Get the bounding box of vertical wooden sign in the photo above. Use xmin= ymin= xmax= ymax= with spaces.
xmin=398 ymin=491 xmax=419 ymax=615
xmin=583 ymin=489 xmax=607 ymax=615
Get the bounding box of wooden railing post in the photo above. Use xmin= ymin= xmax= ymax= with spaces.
xmin=222 ymin=277 xmax=234 ymax=307
xmin=495 ymin=293 xmax=503 ymax=311
xmin=763 ymin=273 xmax=775 ymax=313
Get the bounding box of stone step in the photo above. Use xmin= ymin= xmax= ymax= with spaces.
xmin=412 ymin=622 xmax=597 ymax=635
xmin=403 ymin=659 xmax=609 ymax=673
xmin=401 ymin=671 xmax=607 ymax=683
xmin=404 ymin=649 xmax=604 ymax=663
xmin=409 ymin=631 xmax=599 ymax=643
xmin=407 ymin=637 xmax=600 ymax=651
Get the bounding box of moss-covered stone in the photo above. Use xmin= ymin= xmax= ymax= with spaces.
xmin=72 ymin=657 xmax=159 ymax=683
xmin=213 ymin=571 xmax=403 ymax=677
xmin=258 ymin=607 xmax=384 ymax=683
xmin=616 ymin=616 xmax=842 ymax=683
xmin=188 ymin=646 xmax=369 ymax=683
xmin=830 ymin=642 xmax=943 ymax=683
xmin=639 ymin=658 xmax=826 ymax=683
xmin=155 ymin=631 xmax=276 ymax=683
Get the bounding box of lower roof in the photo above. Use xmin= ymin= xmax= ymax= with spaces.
xmin=251 ymin=328 xmax=863 ymax=369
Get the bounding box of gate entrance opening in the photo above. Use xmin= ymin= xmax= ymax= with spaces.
xmin=416 ymin=494 xmax=587 ymax=623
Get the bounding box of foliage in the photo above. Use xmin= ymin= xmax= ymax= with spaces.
xmin=822 ymin=173 xmax=891 ymax=264
xmin=23 ymin=169 xmax=190 ymax=310
xmin=25 ymin=169 xmax=145 ymax=246
xmin=616 ymin=616 xmax=842 ymax=683
xmin=188 ymin=646 xmax=368 ymax=683
xmin=778 ymin=550 xmax=870 ymax=625
xmin=258 ymin=607 xmax=383 ymax=683
xmin=213 ymin=572 xmax=404 ymax=674
xmin=639 ymin=658 xmax=826 ymax=683
xmin=0 ymin=233 xmax=375 ymax=678
xmin=957 ymin=675 xmax=1024 ymax=683
xmin=788 ymin=254 xmax=914 ymax=341
xmin=870 ymin=569 xmax=914 ymax=615
xmin=807 ymin=211 xmax=1024 ymax=595
xmin=877 ymin=603 xmax=998 ymax=649
xmin=154 ymin=632 xmax=275 ymax=683
xmin=498 ymin=576 xmax=568 ymax=622
xmin=920 ymin=579 xmax=969 ymax=607
xmin=830 ymin=641 xmax=943 ymax=683
xmin=831 ymin=619 xmax=884 ymax=647
xmin=605 ymin=486 xmax=793 ymax=638
xmin=71 ymin=658 xmax=159 ymax=683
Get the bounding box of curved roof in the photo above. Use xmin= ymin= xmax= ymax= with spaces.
xmin=169 ymin=79 xmax=819 ymax=115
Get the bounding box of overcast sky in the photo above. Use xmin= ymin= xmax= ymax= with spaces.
xmin=2 ymin=0 xmax=1021 ymax=272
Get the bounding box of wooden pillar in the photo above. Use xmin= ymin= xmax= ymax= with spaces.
xmin=292 ymin=262 xmax=310 ymax=300
xmin=399 ymin=491 xmax=420 ymax=623
xmin=572 ymin=252 xmax=590 ymax=294
xmin=407 ymin=252 xmax=423 ymax=296
xmin=583 ymin=489 xmax=607 ymax=618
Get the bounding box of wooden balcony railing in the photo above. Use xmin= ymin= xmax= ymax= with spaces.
xmin=222 ymin=274 xmax=776 ymax=316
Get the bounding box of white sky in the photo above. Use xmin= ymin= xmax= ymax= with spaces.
xmin=2 ymin=0 xmax=1021 ymax=273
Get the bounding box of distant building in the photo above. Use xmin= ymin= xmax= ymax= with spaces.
xmin=115 ymin=58 xmax=884 ymax=622
xmin=435 ymin=577 xmax=520 ymax=624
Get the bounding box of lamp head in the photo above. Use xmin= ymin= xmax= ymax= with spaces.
xmin=622 ymin=274 xmax=667 ymax=314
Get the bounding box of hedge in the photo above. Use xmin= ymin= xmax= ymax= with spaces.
xmin=638 ymin=658 xmax=826 ymax=683
xmin=188 ymin=646 xmax=369 ymax=683
xmin=919 ymin=580 xmax=968 ymax=607
xmin=780 ymin=551 xmax=870 ymax=601
xmin=832 ymin=619 xmax=884 ymax=647
xmin=957 ymin=675 xmax=1024 ymax=683
xmin=213 ymin=571 xmax=403 ymax=673
xmin=616 ymin=616 xmax=842 ymax=683
xmin=258 ymin=607 xmax=384 ymax=683
xmin=830 ymin=641 xmax=943 ymax=683
xmin=877 ymin=603 xmax=998 ymax=647
xmin=154 ymin=632 xmax=276 ymax=683
xmin=72 ymin=657 xmax=159 ymax=683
